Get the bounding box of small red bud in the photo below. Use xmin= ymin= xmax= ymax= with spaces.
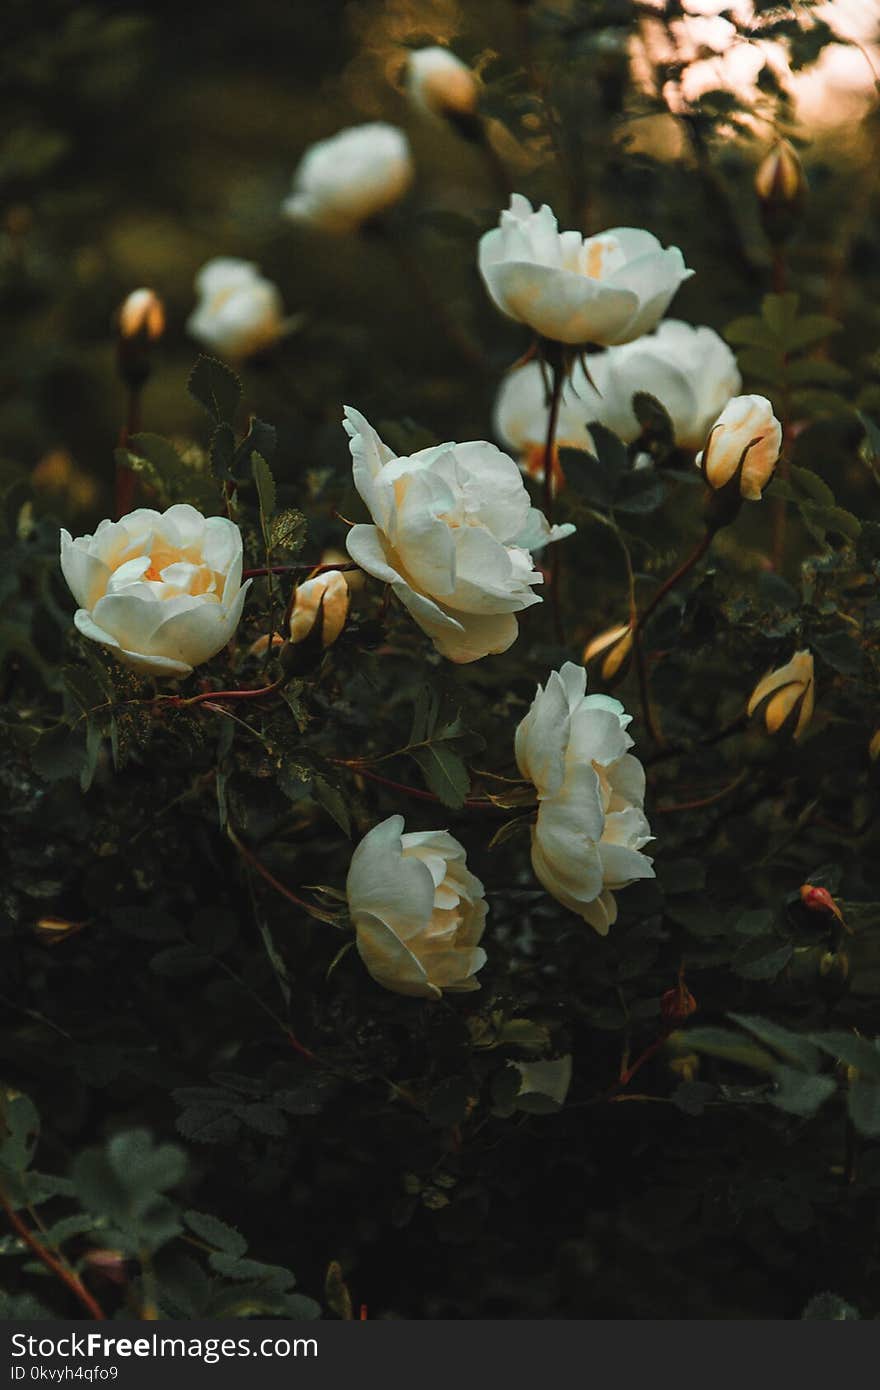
xmin=799 ymin=884 xmax=844 ymax=923
xmin=661 ymin=984 xmax=697 ymax=1023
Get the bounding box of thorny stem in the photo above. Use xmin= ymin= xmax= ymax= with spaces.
xmin=654 ymin=769 xmax=747 ymax=814
xmin=169 ymin=676 xmax=285 ymax=709
xmin=227 ymin=826 xmax=334 ymax=926
xmin=331 ymin=759 xmax=506 ymax=814
xmin=542 ymin=349 xmax=566 ymax=643
xmin=242 ymin=563 xmax=360 ymax=580
xmin=633 ymin=529 xmax=714 ymax=638
xmin=0 ymin=1190 xmax=106 ymax=1320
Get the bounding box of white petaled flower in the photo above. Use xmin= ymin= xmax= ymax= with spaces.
xmin=578 ymin=320 xmax=741 ymax=450
xmin=515 ymin=662 xmax=654 ymax=934
xmin=343 ymin=407 xmax=573 ymax=663
xmin=282 ymin=123 xmax=414 ymax=234
xmin=187 ymin=258 xmax=284 ymax=360
xmin=60 ymin=505 xmax=251 ymax=679
xmin=696 ymin=394 xmax=782 ymax=500
xmin=289 ymin=570 xmax=350 ymax=648
xmin=478 ymin=194 xmax=693 ymax=347
xmin=406 ymin=46 xmax=480 ymax=119
xmin=346 ymin=815 xmax=488 ymax=999
xmin=493 ymin=361 xmax=596 ymax=493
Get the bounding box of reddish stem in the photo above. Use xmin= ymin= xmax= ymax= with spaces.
xmin=1 ymin=1192 xmax=106 ymax=1320
xmin=171 ymin=678 xmax=284 ymax=709
xmin=332 ymin=760 xmax=502 ymax=813
xmin=243 ymin=562 xmax=360 ymax=580
xmin=114 ymin=386 xmax=141 ymax=519
xmin=633 ymin=529 xmax=714 ymax=637
xmin=230 ymin=831 xmax=327 ymax=920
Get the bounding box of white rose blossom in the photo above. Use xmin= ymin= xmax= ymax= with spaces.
xmin=282 ymin=123 xmax=414 ymax=234
xmin=343 ymin=407 xmax=573 ymax=664
xmin=515 ymin=662 xmax=654 ymax=934
xmin=60 ymin=505 xmax=251 ymax=679
xmin=187 ymin=258 xmax=285 ymax=360
xmin=346 ymin=815 xmax=488 ymax=999
xmin=478 ymin=194 xmax=693 ymax=347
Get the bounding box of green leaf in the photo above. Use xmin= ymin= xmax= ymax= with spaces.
xmin=786 ymin=315 xmax=841 ymax=351
xmin=789 ymin=464 xmax=835 ymax=506
xmin=31 ymin=725 xmax=86 ymax=783
xmin=770 ymin=1065 xmax=836 ymax=1118
xmin=234 ymin=417 xmax=277 ymax=471
xmin=210 ymin=423 xmax=236 ymax=481
xmin=810 ymin=1032 xmax=880 ymax=1080
xmin=252 ymin=452 xmax=276 ymax=523
xmin=733 ymin=941 xmax=793 ymax=981
xmin=848 ymin=1080 xmax=880 ymax=1137
xmin=188 ymin=355 xmax=242 ymax=425
xmin=729 ymin=1014 xmax=821 ymax=1071
xmin=313 ymin=776 xmax=351 ymax=837
xmin=410 ymin=744 xmax=469 ymax=809
xmin=684 ymin=1026 xmax=776 ymax=1072
xmin=0 ymin=1094 xmax=39 ymax=1176
xmin=724 ymin=314 xmax=770 ymax=349
xmin=761 ymin=291 xmax=800 ymax=344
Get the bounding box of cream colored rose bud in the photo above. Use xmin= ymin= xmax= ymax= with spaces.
xmin=406 ymin=47 xmax=480 ymax=120
xmin=697 ymin=395 xmax=782 ymax=501
xmin=290 ymin=570 xmax=349 ymax=648
xmin=583 ymin=623 xmax=633 ymax=681
xmin=118 ymin=288 xmax=165 ymax=342
xmin=870 ymin=729 xmax=880 ymax=761
xmin=755 ymin=139 xmax=805 ymax=206
xmin=747 ymin=649 xmax=814 ymax=740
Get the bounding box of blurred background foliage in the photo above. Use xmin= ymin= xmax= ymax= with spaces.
xmin=3 ymin=0 xmax=880 ymax=1322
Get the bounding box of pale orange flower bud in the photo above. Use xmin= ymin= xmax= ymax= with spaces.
xmin=747 ymin=649 xmax=814 ymax=740
xmin=290 ymin=570 xmax=350 ymax=648
xmin=118 ymin=288 xmax=165 ymax=342
xmin=583 ymin=623 xmax=633 ymax=681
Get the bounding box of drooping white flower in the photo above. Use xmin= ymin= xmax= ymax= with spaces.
xmin=478 ymin=194 xmax=693 ymax=347
xmin=697 ymin=394 xmax=782 ymax=500
xmin=346 ymin=815 xmax=488 ymax=998
xmin=342 ymin=407 xmax=573 ymax=663
xmin=282 ymin=124 xmax=414 ymax=233
xmin=60 ymin=505 xmax=251 ymax=678
xmin=187 ymin=258 xmax=284 ymax=360
xmin=515 ymin=662 xmax=654 ymax=933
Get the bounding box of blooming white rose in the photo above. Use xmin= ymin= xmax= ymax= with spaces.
xmin=60 ymin=505 xmax=251 ymax=678
xmin=346 ymin=815 xmax=488 ymax=999
xmin=515 ymin=662 xmax=654 ymax=933
xmin=478 ymin=194 xmax=693 ymax=347
xmin=289 ymin=570 xmax=349 ymax=648
xmin=406 ymin=46 xmax=479 ymax=119
xmin=282 ymin=123 xmax=414 ymax=234
xmin=696 ymin=394 xmax=782 ymax=500
xmin=343 ymin=407 xmax=573 ymax=663
xmin=187 ymin=258 xmax=284 ymax=360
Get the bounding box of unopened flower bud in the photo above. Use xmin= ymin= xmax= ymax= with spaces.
xmin=697 ymin=395 xmax=782 ymax=511
xmin=406 ymin=47 xmax=481 ymax=134
xmin=800 ymin=883 xmax=844 ymax=923
xmin=583 ymin=623 xmax=633 ymax=681
xmin=83 ymin=1249 xmax=129 ymax=1284
xmin=747 ymin=649 xmax=814 ymax=740
xmin=755 ymin=139 xmax=806 ymax=243
xmin=660 ymin=980 xmax=697 ymax=1024
xmin=34 ymin=915 xmax=86 ymax=945
xmin=290 ymin=570 xmax=349 ymax=648
xmin=870 ymin=728 xmax=880 ymax=761
xmin=118 ymin=288 xmax=165 ymax=343
xmin=668 ymin=1051 xmax=700 ymax=1083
